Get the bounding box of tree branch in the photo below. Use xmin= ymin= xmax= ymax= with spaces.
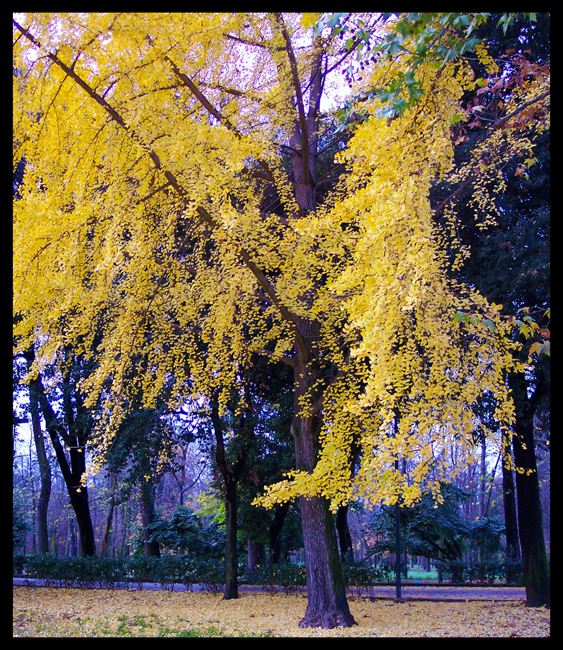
xmin=434 ymin=88 xmax=550 ymax=217
xmin=163 ymin=54 xmax=275 ymax=184
xmin=433 ymin=175 xmax=474 ymax=215
xmin=14 ymin=19 xmax=309 ymax=365
xmin=274 ymin=13 xmax=310 ymax=186
xmin=493 ymin=89 xmax=550 ymax=131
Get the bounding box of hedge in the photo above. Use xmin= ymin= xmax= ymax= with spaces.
xmin=13 ymin=554 xmax=525 ymax=591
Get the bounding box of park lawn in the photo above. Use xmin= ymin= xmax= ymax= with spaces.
xmin=13 ymin=586 xmax=549 ymax=637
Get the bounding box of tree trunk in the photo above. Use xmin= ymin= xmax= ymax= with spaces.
xmin=298 ymin=494 xmax=355 ymax=628
xmin=268 ymin=20 xmax=354 ymax=626
xmin=101 ymin=472 xmax=118 ymax=556
xmin=502 ymin=436 xmax=520 ymax=563
xmin=22 ymin=347 xmax=52 ymax=554
xmin=223 ymin=477 xmax=239 ymax=599
xmin=140 ymin=480 xmax=160 ymax=558
xmin=247 ymin=540 xmax=265 ymax=570
xmin=335 ymin=504 xmax=354 ymax=563
xmin=28 ymin=377 xmax=51 ymax=555
xmin=291 ymin=356 xmax=356 ymax=629
xmin=68 ymin=447 xmax=97 ymax=557
xmin=511 ymin=372 xmax=550 ymax=607
xmin=33 ymin=369 xmax=96 ymax=556
xmin=270 ymin=501 xmax=290 ymax=564
xmin=210 ymin=398 xmax=245 ymax=600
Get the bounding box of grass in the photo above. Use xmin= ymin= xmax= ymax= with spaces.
xmin=405 ymin=568 xmax=439 ymax=581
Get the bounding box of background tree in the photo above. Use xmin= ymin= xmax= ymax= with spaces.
xmin=432 ymin=13 xmax=550 ymax=606
xmin=367 ymin=482 xmax=505 ymax=582
xmin=19 ymin=347 xmax=98 ymax=557
xmin=21 ymin=345 xmax=52 ymax=555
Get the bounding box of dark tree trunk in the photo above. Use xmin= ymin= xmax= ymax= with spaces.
xmin=67 ymin=447 xmax=97 ymax=557
xmin=511 ymin=372 xmax=550 ymax=607
xmin=270 ymin=501 xmax=290 ymax=564
xmin=247 ymin=540 xmax=265 ymax=570
xmin=33 ymin=369 xmax=96 ymax=556
xmin=101 ymin=472 xmax=118 ymax=556
xmin=291 ymin=351 xmax=356 ymax=629
xmin=140 ymin=480 xmax=160 ymax=558
xmin=223 ymin=477 xmax=239 ymax=599
xmin=501 ymin=434 xmax=520 ymax=562
xmin=210 ymin=398 xmax=247 ymax=600
xmin=27 ymin=372 xmax=51 ymax=555
xmin=335 ymin=504 xmax=354 ymax=564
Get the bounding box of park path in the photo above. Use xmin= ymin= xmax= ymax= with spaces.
xmin=349 ymin=584 xmax=526 ymax=602
xmin=13 ymin=577 xmax=525 ymax=602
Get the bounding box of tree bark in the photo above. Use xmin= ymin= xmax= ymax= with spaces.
xmin=270 ymin=501 xmax=290 ymax=564
xmin=291 ymin=350 xmax=357 ymax=629
xmin=298 ymin=494 xmax=355 ymax=628
xmin=501 ymin=430 xmax=520 ymax=563
xmin=140 ymin=480 xmax=160 ymax=558
xmin=335 ymin=504 xmax=354 ymax=563
xmin=210 ymin=398 xmax=246 ymax=600
xmin=33 ymin=369 xmax=96 ymax=556
xmin=511 ymin=372 xmax=550 ymax=607
xmin=247 ymin=539 xmax=265 ymax=570
xmin=280 ymin=30 xmax=357 ymax=614
xmin=101 ymin=472 xmax=118 ymax=556
xmin=223 ymin=476 xmax=239 ymax=599
xmin=27 ymin=371 xmax=51 ymax=555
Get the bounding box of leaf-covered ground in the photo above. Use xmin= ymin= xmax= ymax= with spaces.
xmin=13 ymin=586 xmax=549 ymax=637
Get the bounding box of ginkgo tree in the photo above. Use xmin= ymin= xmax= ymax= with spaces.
xmin=13 ymin=12 xmax=547 ymax=628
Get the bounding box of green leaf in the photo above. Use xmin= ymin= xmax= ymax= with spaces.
xmin=483 ymin=319 xmax=496 ymax=332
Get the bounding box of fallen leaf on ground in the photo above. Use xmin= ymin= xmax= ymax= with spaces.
xmin=13 ymin=587 xmax=550 ymax=638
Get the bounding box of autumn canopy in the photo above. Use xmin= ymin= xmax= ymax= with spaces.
xmin=13 ymin=13 xmax=549 ymax=628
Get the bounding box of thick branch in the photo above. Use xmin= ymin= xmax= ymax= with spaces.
xmin=433 ymin=176 xmax=474 ymax=215
xmin=164 ymin=54 xmax=275 ymax=183
xmin=15 ymin=19 xmax=309 ymax=364
xmin=164 ymin=55 xmax=240 ymax=136
xmin=274 ymin=13 xmax=310 ymax=186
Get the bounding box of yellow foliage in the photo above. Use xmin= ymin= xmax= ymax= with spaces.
xmin=13 ymin=13 xmax=544 ymax=509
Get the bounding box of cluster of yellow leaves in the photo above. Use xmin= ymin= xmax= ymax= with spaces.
xmin=258 ymin=57 xmax=522 ymax=512
xmin=13 ymin=13 xmax=542 ymax=508
xmin=13 ymin=13 xmax=309 ymax=441
xmin=13 ymin=587 xmax=550 ymax=637
xmin=13 ymin=13 xmax=364 ymax=488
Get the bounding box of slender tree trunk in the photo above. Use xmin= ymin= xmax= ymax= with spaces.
xmin=28 ymin=380 xmax=51 ymax=554
xmin=22 ymin=347 xmax=52 ymax=554
xmin=140 ymin=480 xmax=160 ymax=558
xmin=335 ymin=504 xmax=354 ymax=563
xmin=511 ymin=372 xmax=550 ymax=607
xmin=502 ymin=430 xmax=520 ymax=565
xmin=101 ymin=472 xmax=118 ymax=556
xmin=478 ymin=439 xmax=487 ymax=562
xmin=210 ymin=398 xmax=246 ymax=600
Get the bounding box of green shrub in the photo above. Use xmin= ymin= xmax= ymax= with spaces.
xmin=183 ymin=557 xmax=224 ymax=592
